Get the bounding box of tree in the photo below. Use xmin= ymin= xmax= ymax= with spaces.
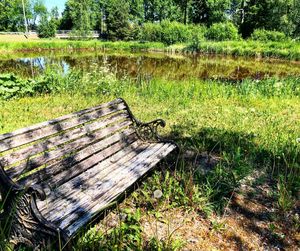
xmin=291 ymin=0 xmax=300 ymax=37
xmin=37 ymin=13 xmax=57 ymax=38
xmin=0 ymin=0 xmax=32 ymax=32
xmin=32 ymin=0 xmax=47 ymax=29
xmin=104 ymin=0 xmax=131 ymax=40
xmin=189 ymin=0 xmax=231 ymax=25
xmin=59 ymin=4 xmax=73 ymax=30
xmin=238 ymin=0 xmax=296 ymax=37
xmin=175 ymin=0 xmax=192 ymax=24
xmin=143 ymin=0 xmax=181 ymax=22
xmin=63 ymin=0 xmax=97 ymax=36
xmin=129 ymin=0 xmax=145 ymax=24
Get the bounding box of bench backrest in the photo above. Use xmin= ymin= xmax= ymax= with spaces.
xmin=0 ymin=99 xmax=137 ymax=192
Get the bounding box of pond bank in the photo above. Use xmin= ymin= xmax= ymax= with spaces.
xmin=1 ymin=39 xmax=300 ymax=61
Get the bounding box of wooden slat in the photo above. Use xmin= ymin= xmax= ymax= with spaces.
xmin=17 ymin=128 xmax=136 ymax=185
xmin=41 ymin=132 xmax=138 ymax=190
xmin=63 ymin=144 xmax=176 ymax=234
xmin=18 ymin=129 xmax=135 ymax=189
xmin=1 ymin=112 xmax=129 ymax=168
xmin=43 ymin=142 xmax=158 ymax=222
xmin=37 ymin=140 xmax=149 ymax=214
xmin=0 ymin=98 xmax=123 ymax=142
xmin=0 ymin=101 xmax=126 ymax=153
xmin=45 ymin=143 xmax=167 ymax=226
xmin=8 ymin=119 xmax=133 ymax=181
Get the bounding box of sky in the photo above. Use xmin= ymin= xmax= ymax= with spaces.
xmin=45 ymin=0 xmax=66 ymax=14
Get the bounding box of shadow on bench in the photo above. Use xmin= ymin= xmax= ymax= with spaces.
xmin=0 ymin=98 xmax=178 ymax=250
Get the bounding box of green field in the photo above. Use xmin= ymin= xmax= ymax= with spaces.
xmin=0 ymin=65 xmax=299 ymax=249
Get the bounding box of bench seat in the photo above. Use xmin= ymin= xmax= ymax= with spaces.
xmin=0 ymin=98 xmax=177 ymax=248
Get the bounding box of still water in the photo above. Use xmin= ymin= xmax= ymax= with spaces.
xmin=1 ymin=51 xmax=300 ymax=81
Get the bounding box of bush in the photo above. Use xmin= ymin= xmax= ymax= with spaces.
xmin=205 ymin=22 xmax=240 ymax=41
xmin=160 ymin=20 xmax=192 ymax=45
xmin=0 ymin=74 xmax=46 ymax=99
xmin=189 ymin=25 xmax=207 ymax=50
xmin=140 ymin=22 xmax=162 ymax=42
xmin=37 ymin=15 xmax=57 ymax=38
xmin=140 ymin=20 xmax=206 ymax=45
xmin=251 ymin=29 xmax=287 ymax=42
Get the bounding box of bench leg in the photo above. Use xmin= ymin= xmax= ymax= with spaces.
xmin=2 ymin=192 xmax=63 ymax=250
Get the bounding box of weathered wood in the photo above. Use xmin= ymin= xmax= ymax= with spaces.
xmin=46 ymin=143 xmax=168 ymax=226
xmin=18 ymin=127 xmax=136 ymax=188
xmin=64 ymin=144 xmax=176 ymax=235
xmin=8 ymin=120 xmax=133 ymax=181
xmin=0 ymin=99 xmax=123 ymax=142
xmin=1 ymin=112 xmax=129 ymax=168
xmin=0 ymin=98 xmax=178 ymax=248
xmin=40 ymin=131 xmax=137 ymax=190
xmin=0 ymin=101 xmax=126 ymax=153
xmin=37 ymin=140 xmax=149 ymax=216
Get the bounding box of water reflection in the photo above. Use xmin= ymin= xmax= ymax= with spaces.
xmin=0 ymin=51 xmax=300 ymax=80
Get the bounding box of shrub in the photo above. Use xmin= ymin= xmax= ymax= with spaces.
xmin=37 ymin=15 xmax=57 ymax=38
xmin=189 ymin=25 xmax=207 ymax=50
xmin=140 ymin=22 xmax=162 ymax=42
xmin=205 ymin=22 xmax=240 ymax=41
xmin=160 ymin=20 xmax=192 ymax=45
xmin=251 ymin=29 xmax=287 ymax=42
xmin=140 ymin=20 xmax=207 ymax=45
xmin=0 ymin=74 xmax=46 ymax=99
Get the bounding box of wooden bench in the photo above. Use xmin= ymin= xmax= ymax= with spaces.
xmin=0 ymin=98 xmax=178 ymax=249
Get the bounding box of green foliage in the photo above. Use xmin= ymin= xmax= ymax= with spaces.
xmin=0 ymin=74 xmax=44 ymax=99
xmin=160 ymin=20 xmax=192 ymax=45
xmin=0 ymin=68 xmax=83 ymax=100
xmin=140 ymin=20 xmax=206 ymax=45
xmin=65 ymin=0 xmax=97 ymax=37
xmin=0 ymin=0 xmax=31 ymax=32
xmin=140 ymin=22 xmax=163 ymax=42
xmin=105 ymin=0 xmax=132 ymax=41
xmin=32 ymin=0 xmax=47 ymax=28
xmin=77 ymin=209 xmax=143 ymax=250
xmin=191 ymin=40 xmax=300 ymax=60
xmin=189 ymin=0 xmax=231 ymax=25
xmin=251 ymin=29 xmax=287 ymax=42
xmin=37 ymin=15 xmax=57 ymax=38
xmin=0 ymin=64 xmax=299 ymax=248
xmin=205 ymin=22 xmax=240 ymax=41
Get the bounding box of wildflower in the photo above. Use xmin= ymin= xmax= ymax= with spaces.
xmin=153 ymin=189 xmax=163 ymax=199
xmin=274 ymin=82 xmax=283 ymax=88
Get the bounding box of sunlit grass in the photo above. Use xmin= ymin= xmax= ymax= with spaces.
xmin=0 ymin=38 xmax=300 ymax=61
xmin=0 ymin=66 xmax=299 ymax=249
xmin=192 ymin=40 xmax=300 ymax=60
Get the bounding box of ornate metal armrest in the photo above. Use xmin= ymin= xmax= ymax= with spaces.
xmin=134 ymin=118 xmax=166 ymax=142
xmin=0 ymin=164 xmax=63 ymax=248
xmin=0 ymin=164 xmax=46 ymax=202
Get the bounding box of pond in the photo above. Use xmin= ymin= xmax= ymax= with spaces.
xmin=1 ymin=51 xmax=300 ymax=81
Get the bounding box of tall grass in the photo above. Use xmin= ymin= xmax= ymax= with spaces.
xmin=190 ymin=40 xmax=300 ymax=60
xmin=1 ymin=38 xmax=300 ymax=60
xmin=0 ymin=40 xmax=165 ymax=53
xmin=0 ymin=65 xmax=299 ymax=249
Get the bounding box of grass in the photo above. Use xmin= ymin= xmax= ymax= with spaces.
xmin=0 ymin=37 xmax=165 ymax=54
xmin=190 ymin=40 xmax=300 ymax=61
xmin=0 ymin=65 xmax=299 ymax=249
xmin=1 ymin=35 xmax=300 ymax=61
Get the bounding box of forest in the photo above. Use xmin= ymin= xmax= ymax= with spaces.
xmin=0 ymin=0 xmax=300 ymax=40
